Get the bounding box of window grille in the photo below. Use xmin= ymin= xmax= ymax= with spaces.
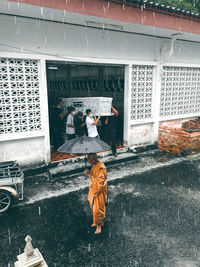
xmin=0 ymin=58 xmax=41 ymax=135
xmin=131 ymin=65 xmax=154 ymax=120
xmin=160 ymin=66 xmax=200 ymax=117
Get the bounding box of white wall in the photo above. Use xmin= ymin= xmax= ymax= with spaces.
xmin=0 ymin=54 xmax=50 ymax=166
xmin=0 ymin=136 xmax=45 ymax=166
xmin=1 ymin=14 xmax=200 ymax=165
xmin=1 ymin=14 xmax=200 ymax=63
xmin=129 ymin=123 xmax=155 ymax=146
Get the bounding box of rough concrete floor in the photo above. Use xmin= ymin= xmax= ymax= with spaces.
xmin=1 ymin=151 xmax=200 ymax=267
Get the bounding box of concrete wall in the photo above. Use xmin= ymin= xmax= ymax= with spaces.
xmin=0 ymin=136 xmax=45 ymax=166
xmin=0 ymin=54 xmax=49 ymax=166
xmin=1 ymin=15 xmax=200 ymax=64
xmin=6 ymin=0 xmax=200 ymax=36
xmin=1 ymin=13 xmax=200 ymax=165
xmin=129 ymin=123 xmax=155 ymax=147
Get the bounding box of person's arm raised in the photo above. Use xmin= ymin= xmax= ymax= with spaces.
xmin=92 ymin=114 xmax=101 ymax=125
xmin=105 ymin=117 xmax=108 ymax=125
xmin=111 ymin=105 xmax=119 ymax=116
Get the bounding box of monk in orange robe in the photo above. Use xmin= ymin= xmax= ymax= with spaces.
xmin=84 ymin=153 xmax=108 ymax=234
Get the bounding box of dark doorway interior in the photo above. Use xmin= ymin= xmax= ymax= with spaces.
xmin=46 ymin=61 xmax=125 ymax=162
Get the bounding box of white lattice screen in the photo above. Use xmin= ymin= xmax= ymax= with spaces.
xmin=131 ymin=65 xmax=154 ymax=120
xmin=0 ymin=58 xmax=41 ymax=135
xmin=160 ymin=66 xmax=200 ymax=117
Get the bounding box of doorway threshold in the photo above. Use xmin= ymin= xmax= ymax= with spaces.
xmin=51 ymin=145 xmax=125 ymax=163
xmin=49 ymin=147 xmax=138 ymax=178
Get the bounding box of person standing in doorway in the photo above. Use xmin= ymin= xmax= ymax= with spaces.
xmin=84 ymin=153 xmax=108 ymax=234
xmin=66 ymin=106 xmax=76 ymax=140
xmin=74 ymin=111 xmax=87 ymax=137
xmin=86 ymin=109 xmax=101 ymax=138
xmin=104 ymin=105 xmax=119 ymax=157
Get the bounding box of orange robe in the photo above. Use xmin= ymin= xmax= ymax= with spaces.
xmin=88 ymin=161 xmax=108 ymax=226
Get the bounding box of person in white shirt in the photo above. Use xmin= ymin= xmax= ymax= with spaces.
xmin=66 ymin=106 xmax=76 ymax=140
xmin=86 ymin=109 xmax=101 ymax=138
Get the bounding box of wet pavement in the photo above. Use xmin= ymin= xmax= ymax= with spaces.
xmin=1 ymin=152 xmax=200 ymax=266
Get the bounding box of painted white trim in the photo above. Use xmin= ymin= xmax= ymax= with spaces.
xmin=129 ymin=61 xmax=158 ymax=66
xmin=0 ymin=52 xmax=158 ymax=66
xmin=163 ymin=63 xmax=200 ymax=68
xmin=159 ymin=113 xmax=200 ymax=121
xmin=0 ymin=131 xmax=45 ymax=142
xmin=124 ymin=65 xmax=132 ymax=146
xmin=40 ymin=59 xmax=51 ymax=164
xmin=2 ymin=52 xmax=200 ymax=68
xmin=130 ymin=120 xmax=155 ymax=126
xmin=0 ymin=52 xmax=43 ymax=60
xmin=153 ymin=65 xmax=161 ymax=142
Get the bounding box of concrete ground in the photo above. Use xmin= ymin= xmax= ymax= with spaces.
xmin=1 ymin=150 xmax=200 ymax=267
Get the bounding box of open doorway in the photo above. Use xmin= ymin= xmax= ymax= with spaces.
xmin=46 ymin=61 xmax=125 ymax=162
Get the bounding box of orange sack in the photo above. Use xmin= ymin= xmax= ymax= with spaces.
xmin=88 ymin=161 xmax=108 ymax=226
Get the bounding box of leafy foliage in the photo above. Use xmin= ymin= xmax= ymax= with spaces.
xmin=124 ymin=0 xmax=200 ymax=15
xmin=153 ymin=0 xmax=200 ymax=14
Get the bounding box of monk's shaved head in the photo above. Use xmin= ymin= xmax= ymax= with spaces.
xmin=88 ymin=153 xmax=98 ymax=165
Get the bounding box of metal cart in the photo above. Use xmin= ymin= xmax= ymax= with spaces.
xmin=0 ymin=161 xmax=24 ymax=213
